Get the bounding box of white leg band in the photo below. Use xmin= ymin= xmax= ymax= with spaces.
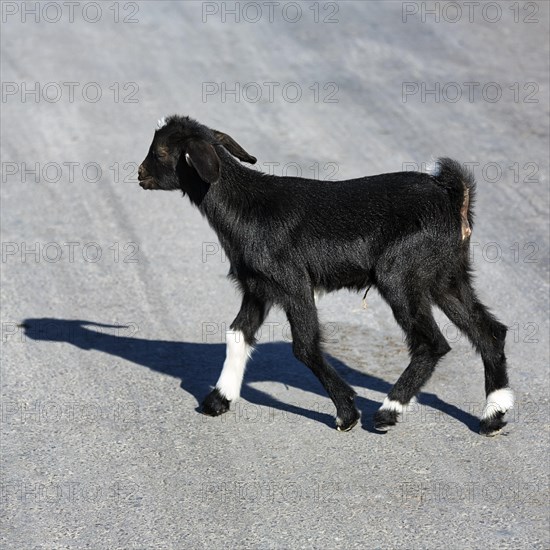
xmin=215 ymin=330 xmax=252 ymax=401
xmin=481 ymin=388 xmax=514 ymax=420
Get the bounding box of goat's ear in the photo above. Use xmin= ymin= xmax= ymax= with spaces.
xmin=212 ymin=129 xmax=257 ymax=164
xmin=185 ymin=140 xmax=221 ymax=184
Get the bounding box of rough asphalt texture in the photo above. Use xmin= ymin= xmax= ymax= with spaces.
xmin=1 ymin=1 xmax=549 ymax=549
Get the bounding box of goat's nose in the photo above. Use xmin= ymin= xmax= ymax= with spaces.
xmin=138 ymin=165 xmax=145 ymax=179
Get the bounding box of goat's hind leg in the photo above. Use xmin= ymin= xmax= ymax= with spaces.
xmin=201 ymin=293 xmax=269 ymax=416
xmin=374 ymin=292 xmax=451 ymax=431
xmin=436 ymin=281 xmax=512 ymax=436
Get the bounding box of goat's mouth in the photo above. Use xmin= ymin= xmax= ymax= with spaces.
xmin=139 ymin=177 xmax=159 ymax=190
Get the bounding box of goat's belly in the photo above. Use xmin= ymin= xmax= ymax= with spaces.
xmin=314 ymin=271 xmax=372 ymax=294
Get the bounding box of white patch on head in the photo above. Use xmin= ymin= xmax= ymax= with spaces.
xmin=481 ymin=388 xmax=515 ymax=420
xmin=379 ymin=397 xmax=404 ymax=414
xmin=157 ymin=117 xmax=167 ymax=129
xmin=425 ymin=157 xmax=438 ymax=176
xmin=215 ymin=330 xmax=252 ymax=401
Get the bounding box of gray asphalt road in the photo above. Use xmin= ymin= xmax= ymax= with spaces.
xmin=1 ymin=1 xmax=549 ymax=548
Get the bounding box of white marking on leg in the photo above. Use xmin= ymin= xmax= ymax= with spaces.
xmin=481 ymin=388 xmax=515 ymax=420
xmin=379 ymin=397 xmax=404 ymax=414
xmin=216 ymin=330 xmax=252 ymax=401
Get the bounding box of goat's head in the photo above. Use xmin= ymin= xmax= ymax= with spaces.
xmin=138 ymin=115 xmax=257 ymax=193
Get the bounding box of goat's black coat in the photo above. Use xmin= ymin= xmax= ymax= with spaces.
xmin=138 ymin=115 xmax=510 ymax=435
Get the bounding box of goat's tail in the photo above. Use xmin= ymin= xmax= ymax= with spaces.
xmin=429 ymin=157 xmax=476 ymax=240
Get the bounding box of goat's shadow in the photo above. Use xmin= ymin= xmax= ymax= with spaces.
xmin=20 ymin=318 xmax=479 ymax=432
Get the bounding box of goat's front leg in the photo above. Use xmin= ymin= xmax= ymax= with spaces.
xmin=286 ymin=300 xmax=360 ymax=431
xmin=201 ymin=293 xmax=269 ymax=416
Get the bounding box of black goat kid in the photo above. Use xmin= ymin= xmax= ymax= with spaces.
xmin=138 ymin=115 xmax=513 ymax=436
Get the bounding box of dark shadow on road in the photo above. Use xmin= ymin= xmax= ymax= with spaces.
xmin=20 ymin=318 xmax=479 ymax=433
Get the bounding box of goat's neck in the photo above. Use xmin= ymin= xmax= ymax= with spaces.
xmin=199 ymin=157 xmax=262 ymax=255
xmin=201 ymin=155 xmax=257 ymax=212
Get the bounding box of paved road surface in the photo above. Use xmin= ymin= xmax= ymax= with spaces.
xmin=1 ymin=1 xmax=549 ymax=548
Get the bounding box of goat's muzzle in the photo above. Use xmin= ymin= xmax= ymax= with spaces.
xmin=138 ymin=177 xmax=159 ymax=190
xmin=138 ymin=164 xmax=158 ymax=189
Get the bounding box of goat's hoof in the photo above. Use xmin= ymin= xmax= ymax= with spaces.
xmin=479 ymin=412 xmax=507 ymax=437
xmin=373 ymin=409 xmax=398 ymax=432
xmin=201 ymin=388 xmax=230 ymax=416
xmin=336 ymin=408 xmax=360 ymax=432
